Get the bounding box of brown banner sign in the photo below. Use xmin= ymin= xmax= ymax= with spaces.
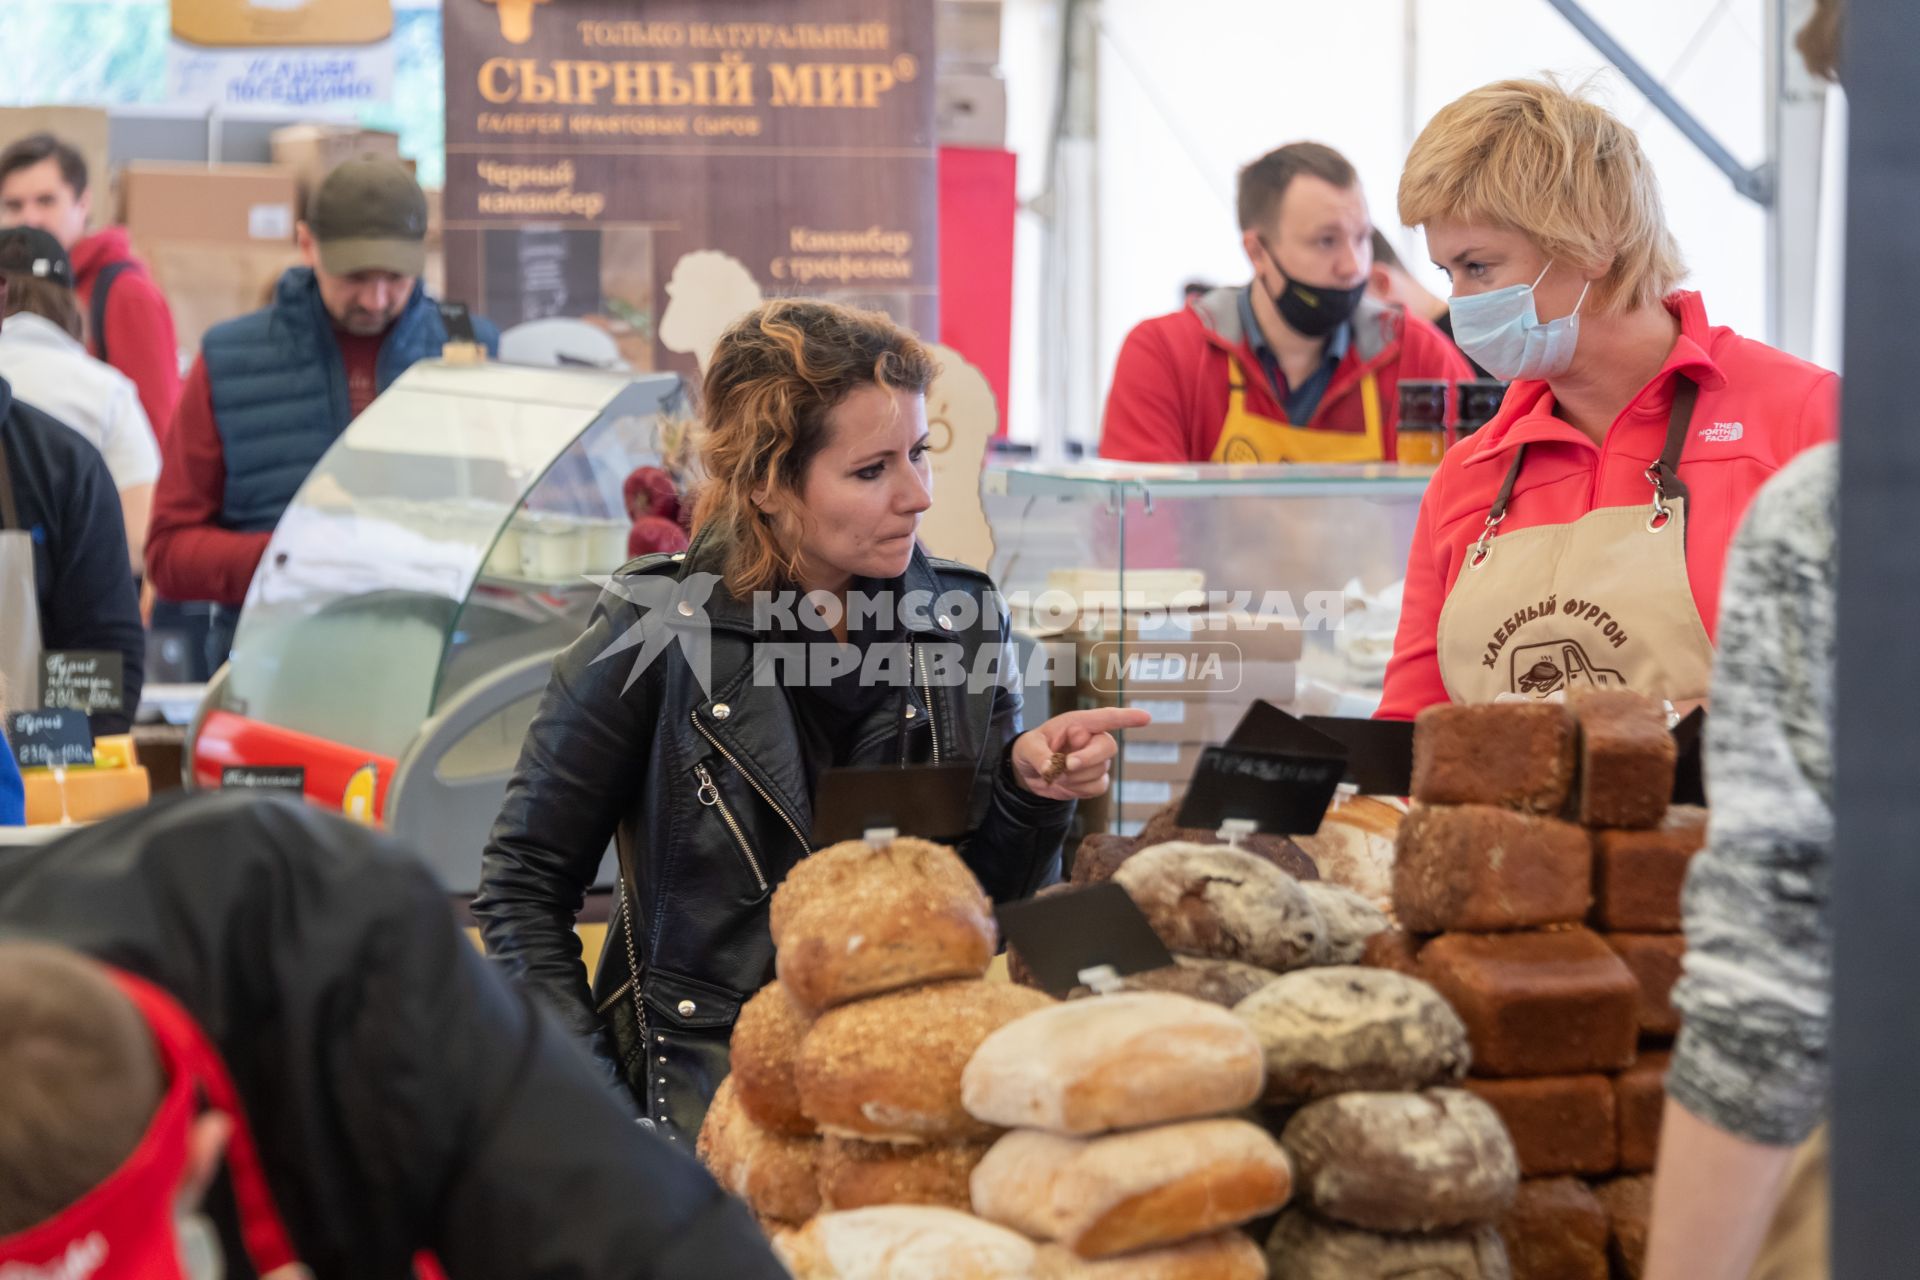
xmin=443 ymin=1 xmax=938 ymax=376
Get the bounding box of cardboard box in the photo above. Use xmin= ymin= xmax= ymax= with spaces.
xmin=1114 ymin=776 xmax=1185 ymax=813
xmin=121 ymin=163 xmax=299 ymax=247
xmin=144 ymin=240 xmax=303 ymax=362
xmin=271 ymin=123 xmax=402 ymax=212
xmin=0 ymin=107 xmax=110 ymax=232
xmin=936 ymin=71 xmax=1009 ymax=148
xmin=938 ymin=0 xmax=1003 ymax=68
xmin=1087 ymin=693 xmax=1249 ymax=744
xmin=1119 ymin=740 xmax=1206 ymax=783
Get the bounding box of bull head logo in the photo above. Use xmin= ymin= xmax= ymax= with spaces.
xmin=482 ymin=0 xmax=547 ymax=45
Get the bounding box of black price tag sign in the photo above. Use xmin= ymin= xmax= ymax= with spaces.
xmin=221 ymin=766 xmax=306 ymax=793
xmin=1176 ymin=745 xmax=1348 ymax=836
xmin=1671 ymin=707 xmax=1707 ymax=806
xmin=7 ymin=709 xmax=95 ymax=769
xmin=811 ymin=763 xmax=977 ymax=845
xmin=40 ymin=650 xmax=125 ymax=718
xmin=1301 ymin=715 xmax=1416 ymax=796
xmin=996 ymin=883 xmax=1174 ymax=998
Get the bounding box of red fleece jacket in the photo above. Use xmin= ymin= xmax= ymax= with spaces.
xmin=71 ymin=227 xmax=182 ymax=443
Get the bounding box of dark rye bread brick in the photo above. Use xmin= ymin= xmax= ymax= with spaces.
xmin=1614 ymin=1051 xmax=1671 ymax=1173
xmin=1593 ymin=807 xmax=1707 ymax=931
xmin=1234 ymin=967 xmax=1470 ymax=1105
xmin=1280 ymin=1088 xmax=1519 ymax=1232
xmin=1605 ymin=933 xmax=1687 ymax=1036
xmin=1265 ymin=1210 xmax=1512 ymax=1280
xmin=1394 ymin=804 xmax=1594 ymax=932
xmin=1593 ymin=1175 xmax=1653 ymax=1280
xmin=1499 ymin=1177 xmax=1608 ymax=1280
xmin=1420 ymin=929 xmax=1640 ymax=1078
xmin=1463 ymin=1075 xmax=1617 ymax=1178
xmin=1570 ymin=692 xmax=1676 ymax=830
xmin=1412 ymin=702 xmax=1576 ymax=813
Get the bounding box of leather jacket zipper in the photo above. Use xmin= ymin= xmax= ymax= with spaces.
xmin=695 ymin=762 xmax=768 ymax=891
xmin=916 ymin=641 xmax=942 ymax=765
xmin=614 ymin=879 xmax=650 ymax=1083
xmin=690 ymin=708 xmax=811 ymax=855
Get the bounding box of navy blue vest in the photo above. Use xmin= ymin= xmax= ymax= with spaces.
xmin=203 ymin=268 xmax=490 ymax=532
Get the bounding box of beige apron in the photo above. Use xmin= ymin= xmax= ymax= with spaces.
xmin=1436 ymin=378 xmax=1714 ymax=705
xmin=0 ymin=436 xmax=44 ymax=715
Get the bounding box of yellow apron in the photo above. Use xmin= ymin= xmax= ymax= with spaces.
xmin=1210 ymin=354 xmax=1385 ymax=463
xmin=1434 ymin=378 xmax=1715 ymax=705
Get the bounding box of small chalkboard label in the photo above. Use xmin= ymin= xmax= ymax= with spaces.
xmin=996 ymin=883 xmax=1174 ymax=998
xmin=1672 ymin=707 xmax=1707 ymax=806
xmin=6 ymin=709 xmax=95 ymax=769
xmin=811 ymin=762 xmax=977 ymax=845
xmin=221 ymin=766 xmax=306 ymax=793
xmin=1302 ymin=715 xmax=1416 ymax=796
xmin=1176 ymin=744 xmax=1347 ymax=836
xmin=40 ymin=651 xmax=125 ymax=718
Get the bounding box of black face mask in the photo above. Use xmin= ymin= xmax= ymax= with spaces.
xmin=1260 ymin=241 xmax=1366 ymax=339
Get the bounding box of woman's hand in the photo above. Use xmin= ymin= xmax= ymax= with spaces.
xmin=1009 ymin=706 xmax=1154 ymax=801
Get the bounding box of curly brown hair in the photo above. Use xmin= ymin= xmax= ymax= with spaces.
xmin=691 ymin=299 xmax=934 ymax=595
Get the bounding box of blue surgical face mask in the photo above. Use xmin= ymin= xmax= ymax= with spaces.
xmin=1448 ymin=262 xmax=1591 ymax=381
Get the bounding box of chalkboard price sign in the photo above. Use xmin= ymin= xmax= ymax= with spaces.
xmin=7 ymin=709 xmax=95 ymax=769
xmin=40 ymin=650 xmax=125 ymax=718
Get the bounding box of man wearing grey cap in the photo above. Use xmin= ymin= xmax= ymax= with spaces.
xmin=146 ymin=156 xmax=498 ymax=670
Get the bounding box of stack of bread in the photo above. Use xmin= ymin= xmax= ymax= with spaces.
xmin=698 ymin=835 xmax=1057 ymax=1258
xmin=1385 ymin=694 xmax=1704 ymax=1280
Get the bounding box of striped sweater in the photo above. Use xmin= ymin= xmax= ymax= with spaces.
xmin=1668 ymin=442 xmax=1837 ymax=1146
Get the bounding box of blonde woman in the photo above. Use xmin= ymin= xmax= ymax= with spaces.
xmin=1378 ymin=78 xmax=1837 ymax=717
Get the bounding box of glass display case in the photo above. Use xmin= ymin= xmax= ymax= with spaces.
xmin=189 ymin=359 xmax=685 ymax=889
xmin=980 ymin=461 xmax=1431 ymax=834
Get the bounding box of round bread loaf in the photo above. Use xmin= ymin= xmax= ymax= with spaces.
xmin=1300 ymin=881 xmax=1389 ymax=964
xmin=1067 ymin=832 xmax=1138 ymax=886
xmin=1112 ymin=843 xmax=1323 ymax=970
xmin=1291 ymin=796 xmax=1403 ymax=909
xmin=1281 ymin=1088 xmax=1519 ymax=1232
xmin=772 ymin=837 xmax=996 ymax=1012
xmin=797 ymin=980 xmax=1056 ymax=1142
xmin=1233 ymin=966 xmax=1470 ymax=1103
xmin=1034 ymin=1233 xmax=1266 ymax=1278
xmin=1103 ymin=955 xmax=1282 ymax=1007
xmin=818 ymin=1135 xmax=990 ymax=1212
xmin=1265 ymin=1209 xmax=1512 ymax=1280
xmin=731 ymin=980 xmax=816 ymax=1135
xmin=1133 ymin=807 xmax=1321 ymax=882
xmin=969 ymin=1118 xmax=1294 ymax=1259
xmin=695 ymin=1075 xmax=822 ymax=1225
xmin=961 ymin=990 xmax=1265 ymax=1135
xmin=773 ymin=1206 xmax=1038 ymax=1279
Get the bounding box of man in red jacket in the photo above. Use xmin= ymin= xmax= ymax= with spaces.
xmin=1100 ymin=142 xmax=1470 ymax=463
xmin=0 ymin=133 xmax=182 ymax=441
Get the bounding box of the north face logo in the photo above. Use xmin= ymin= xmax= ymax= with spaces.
xmin=1701 ymin=421 xmax=1744 ymax=443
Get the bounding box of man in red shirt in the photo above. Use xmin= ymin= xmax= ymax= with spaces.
xmin=146 ymin=157 xmax=495 ymax=671
xmin=1100 ymin=142 xmax=1471 ymax=463
xmin=0 ymin=133 xmax=182 ymax=439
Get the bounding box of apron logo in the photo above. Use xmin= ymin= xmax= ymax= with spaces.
xmin=1701 ymin=421 xmax=1744 ymax=443
xmin=1508 ymin=639 xmax=1627 ymax=697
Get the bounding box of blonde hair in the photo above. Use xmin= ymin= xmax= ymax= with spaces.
xmin=691 ymin=299 xmax=934 ymax=596
xmin=1398 ymin=77 xmax=1685 ymax=313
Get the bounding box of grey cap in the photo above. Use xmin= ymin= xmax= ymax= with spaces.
xmin=307 ymin=154 xmax=427 ymax=278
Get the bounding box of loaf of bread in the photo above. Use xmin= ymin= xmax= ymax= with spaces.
xmin=1301 ymin=881 xmax=1389 ymax=963
xmin=1462 ymin=1075 xmax=1617 ymax=1178
xmin=1033 ymin=1233 xmax=1265 ymax=1279
xmin=1100 ymin=956 xmax=1282 ymax=1007
xmin=969 ymin=1119 xmax=1293 ymax=1259
xmin=818 ymin=1135 xmax=989 ymax=1212
xmin=1112 ymin=843 xmax=1323 ymax=970
xmin=1499 ymin=1178 xmax=1608 ymax=1280
xmin=772 ymin=837 xmax=997 ymax=1012
xmin=1264 ymin=1209 xmax=1513 ymax=1280
xmin=1291 ymin=794 xmax=1404 ymax=908
xmin=696 ymin=1075 xmax=822 ymax=1225
xmin=1614 ymin=1051 xmax=1670 ymax=1173
xmin=772 ymin=1206 xmax=1038 ymax=1279
xmin=961 ymin=991 xmax=1264 ymax=1134
xmin=1281 ymin=1089 xmax=1518 ymax=1232
xmin=1419 ymin=929 xmax=1640 ymax=1077
xmin=1393 ymin=805 xmax=1593 ymax=932
xmin=798 ymin=980 xmax=1056 ymax=1142
xmin=1593 ymin=807 xmax=1707 ymax=932
xmin=1232 ymin=967 xmax=1470 ymax=1104
xmin=1570 ymin=692 xmax=1675 ymax=829
xmin=1412 ymin=702 xmax=1576 ymax=814
xmin=1605 ymin=933 xmax=1686 ymax=1036
xmin=1134 ymin=805 xmax=1322 ymax=881
xmin=731 ymin=980 xmax=816 ymax=1136
xmin=1593 ymin=1175 xmax=1652 ymax=1280
xmin=1067 ymin=832 xmax=1139 ymax=886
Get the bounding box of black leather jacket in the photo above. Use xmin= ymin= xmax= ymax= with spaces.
xmin=473 ymin=530 xmax=1074 ymax=1142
